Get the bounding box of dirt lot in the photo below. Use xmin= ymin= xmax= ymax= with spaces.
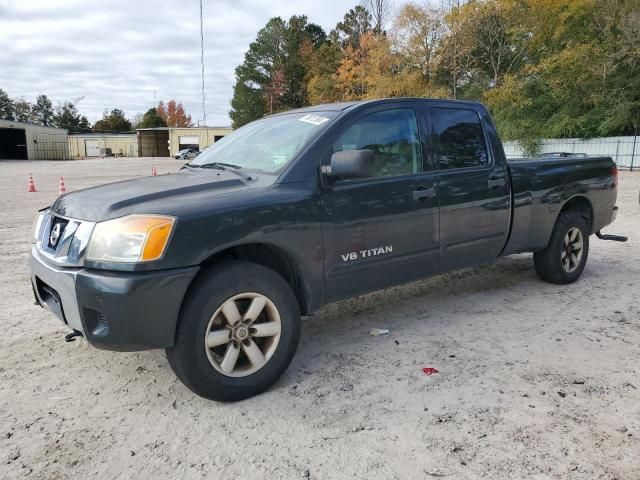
xmin=0 ymin=158 xmax=638 ymax=479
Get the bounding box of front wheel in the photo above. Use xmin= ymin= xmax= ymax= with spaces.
xmin=167 ymin=261 xmax=301 ymax=401
xmin=534 ymin=211 xmax=589 ymax=284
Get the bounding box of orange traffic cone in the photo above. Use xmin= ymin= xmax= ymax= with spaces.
xmin=27 ymin=173 xmax=37 ymax=192
xmin=59 ymin=176 xmax=66 ymax=195
xmin=152 ymin=165 xmax=157 ymax=176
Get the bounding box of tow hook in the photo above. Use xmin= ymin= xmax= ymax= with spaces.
xmin=64 ymin=330 xmax=83 ymax=342
xmin=596 ymin=231 xmax=628 ymax=242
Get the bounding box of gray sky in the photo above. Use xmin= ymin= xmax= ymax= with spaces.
xmin=0 ymin=0 xmax=376 ymax=126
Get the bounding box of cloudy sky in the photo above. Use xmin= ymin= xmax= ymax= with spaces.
xmin=0 ymin=0 xmax=405 ymax=126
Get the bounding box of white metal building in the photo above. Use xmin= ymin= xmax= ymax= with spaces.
xmin=168 ymin=127 xmax=232 ymax=156
xmin=68 ymin=133 xmax=138 ymax=158
xmin=137 ymin=126 xmax=232 ymax=157
xmin=0 ymin=119 xmax=69 ymax=160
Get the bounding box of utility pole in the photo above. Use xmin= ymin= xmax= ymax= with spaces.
xmin=200 ymin=0 xmax=207 ymax=126
xmin=631 ymin=108 xmax=639 ymax=172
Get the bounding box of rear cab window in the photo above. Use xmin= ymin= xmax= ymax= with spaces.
xmin=429 ymin=107 xmax=489 ymax=170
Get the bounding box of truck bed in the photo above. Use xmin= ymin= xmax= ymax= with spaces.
xmin=502 ymin=155 xmax=617 ymax=256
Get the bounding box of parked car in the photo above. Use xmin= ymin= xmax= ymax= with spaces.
xmin=30 ymin=98 xmax=622 ymax=401
xmin=175 ymin=148 xmax=200 ymax=160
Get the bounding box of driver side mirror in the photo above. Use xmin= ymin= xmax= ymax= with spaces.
xmin=324 ymin=149 xmax=374 ymax=180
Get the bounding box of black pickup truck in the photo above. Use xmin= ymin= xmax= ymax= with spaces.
xmin=30 ymin=98 xmax=621 ymax=401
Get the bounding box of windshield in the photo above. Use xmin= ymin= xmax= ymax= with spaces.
xmin=191 ymin=112 xmax=337 ymax=173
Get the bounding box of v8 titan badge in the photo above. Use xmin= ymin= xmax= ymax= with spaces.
xmin=341 ymin=245 xmax=393 ymax=262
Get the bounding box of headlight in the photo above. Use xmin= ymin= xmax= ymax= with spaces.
xmin=86 ymin=214 xmax=176 ymax=263
xmin=33 ymin=210 xmax=47 ymax=244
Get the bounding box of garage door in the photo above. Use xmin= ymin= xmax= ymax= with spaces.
xmin=178 ymin=136 xmax=199 ymax=151
xmin=0 ymin=128 xmax=28 ymax=160
xmin=85 ymin=139 xmax=101 ymax=157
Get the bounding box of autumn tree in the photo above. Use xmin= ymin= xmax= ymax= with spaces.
xmin=157 ymin=100 xmax=193 ymax=127
xmin=304 ymin=40 xmax=342 ymax=104
xmin=230 ymin=0 xmax=640 ymax=146
xmin=336 ymin=32 xmax=430 ymax=101
xmin=457 ymin=0 xmax=529 ymax=88
xmin=484 ymin=0 xmax=640 ymax=149
xmin=393 ymin=3 xmax=446 ymax=92
xmin=334 ymin=35 xmax=372 ymax=100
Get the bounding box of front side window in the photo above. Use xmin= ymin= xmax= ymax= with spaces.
xmin=333 ymin=109 xmax=422 ymax=179
xmin=430 ymin=108 xmax=488 ymax=170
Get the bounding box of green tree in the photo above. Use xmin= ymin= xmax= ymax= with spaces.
xmin=32 ymin=94 xmax=54 ymax=126
xmin=0 ymin=88 xmax=14 ymax=120
xmin=229 ymin=16 xmax=327 ymax=128
xmin=13 ymin=98 xmax=34 ymax=123
xmin=53 ymin=102 xmax=90 ymax=131
xmin=230 ymin=81 xmax=266 ymax=129
xmin=484 ymin=0 xmax=640 ymax=146
xmin=280 ymin=16 xmax=325 ymax=108
xmin=93 ymin=108 xmax=133 ymax=131
xmin=137 ymin=107 xmax=167 ymax=128
xmin=334 ymin=6 xmax=372 ymax=49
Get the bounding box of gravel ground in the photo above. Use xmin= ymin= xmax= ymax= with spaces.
xmin=0 ymin=158 xmax=638 ymax=480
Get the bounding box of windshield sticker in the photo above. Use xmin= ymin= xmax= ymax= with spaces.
xmin=299 ymin=114 xmax=329 ymax=126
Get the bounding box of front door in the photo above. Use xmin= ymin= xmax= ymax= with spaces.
xmin=427 ymin=106 xmax=511 ymax=271
xmin=320 ymin=107 xmax=440 ymax=303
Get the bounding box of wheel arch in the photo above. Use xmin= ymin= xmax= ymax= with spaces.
xmin=558 ymin=195 xmax=594 ymax=233
xmin=192 ymin=242 xmax=312 ymax=316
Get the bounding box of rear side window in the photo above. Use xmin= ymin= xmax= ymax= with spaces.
xmin=429 ymin=108 xmax=488 ymax=170
xmin=333 ymin=109 xmax=422 ymax=178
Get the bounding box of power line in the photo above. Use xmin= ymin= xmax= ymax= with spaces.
xmin=200 ymin=0 xmax=206 ymax=126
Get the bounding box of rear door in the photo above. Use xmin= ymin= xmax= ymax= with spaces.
xmin=426 ymin=105 xmax=511 ymax=271
xmin=320 ymin=105 xmax=439 ymax=302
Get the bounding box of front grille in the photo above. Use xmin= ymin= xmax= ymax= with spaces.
xmin=47 ymin=216 xmax=69 ymax=250
xmin=35 ymin=210 xmax=96 ymax=267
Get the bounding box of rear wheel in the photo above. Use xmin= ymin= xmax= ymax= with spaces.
xmin=534 ymin=211 xmax=589 ymax=284
xmin=167 ymin=261 xmax=300 ymax=401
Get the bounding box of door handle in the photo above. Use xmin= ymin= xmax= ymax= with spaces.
xmin=488 ymin=177 xmax=506 ymax=188
xmin=413 ymin=187 xmax=437 ymax=201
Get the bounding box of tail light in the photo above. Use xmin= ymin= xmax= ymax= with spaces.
xmin=611 ymin=165 xmax=618 ymax=188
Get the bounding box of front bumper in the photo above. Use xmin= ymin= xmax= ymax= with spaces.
xmin=30 ymin=246 xmax=199 ymax=351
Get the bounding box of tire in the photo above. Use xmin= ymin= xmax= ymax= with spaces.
xmin=167 ymin=261 xmax=301 ymax=401
xmin=534 ymin=211 xmax=590 ymax=284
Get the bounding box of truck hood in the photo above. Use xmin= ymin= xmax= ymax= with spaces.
xmin=51 ymin=169 xmax=265 ymax=222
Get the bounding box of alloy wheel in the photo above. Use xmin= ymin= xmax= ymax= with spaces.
xmin=561 ymin=227 xmax=584 ymax=273
xmin=204 ymin=293 xmax=281 ymax=377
